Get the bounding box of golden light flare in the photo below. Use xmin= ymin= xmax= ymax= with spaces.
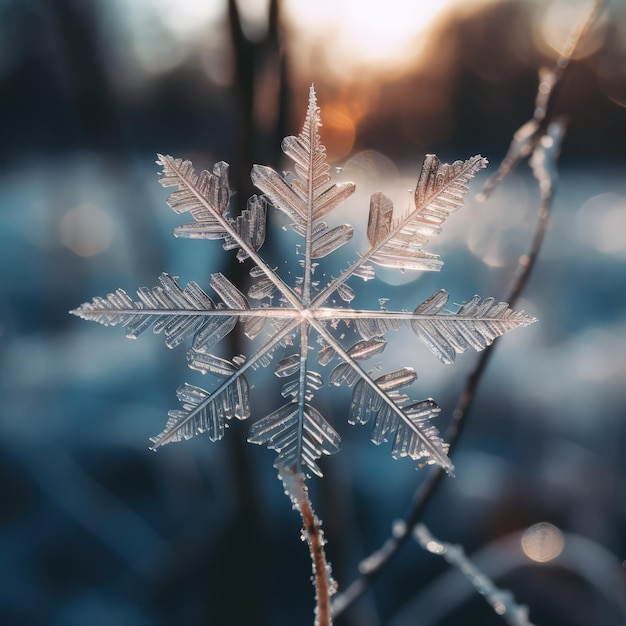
xmin=320 ymin=105 xmax=357 ymax=161
xmin=284 ymin=0 xmax=464 ymax=78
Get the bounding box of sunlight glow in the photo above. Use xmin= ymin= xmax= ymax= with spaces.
xmin=285 ymin=0 xmax=457 ymax=73
xmin=106 ymin=0 xmax=489 ymax=84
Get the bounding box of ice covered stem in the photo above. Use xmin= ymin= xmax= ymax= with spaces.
xmin=414 ymin=524 xmax=535 ymax=626
xmin=279 ymin=467 xmax=336 ymax=626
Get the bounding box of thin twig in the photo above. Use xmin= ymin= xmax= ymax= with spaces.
xmin=414 ymin=524 xmax=535 ymax=626
xmin=333 ymin=2 xmax=603 ymax=619
xmin=333 ymin=119 xmax=567 ymax=622
xmin=479 ymin=0 xmax=605 ymax=200
xmin=391 ymin=530 xmax=626 ymax=626
xmin=332 ymin=85 xmax=573 ymax=626
xmin=280 ymin=468 xmax=335 ymax=626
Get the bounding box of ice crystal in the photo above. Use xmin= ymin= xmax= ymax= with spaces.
xmin=71 ymin=86 xmax=536 ymax=479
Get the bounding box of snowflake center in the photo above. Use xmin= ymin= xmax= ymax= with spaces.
xmin=300 ymin=307 xmax=314 ymax=320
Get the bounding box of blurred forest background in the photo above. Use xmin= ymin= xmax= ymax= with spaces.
xmin=0 ymin=0 xmax=625 ymax=625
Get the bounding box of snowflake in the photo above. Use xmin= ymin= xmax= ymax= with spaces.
xmin=71 ymin=86 xmax=535 ymax=478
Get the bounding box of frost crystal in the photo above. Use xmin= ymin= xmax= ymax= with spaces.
xmin=71 ymin=86 xmax=536 ymax=478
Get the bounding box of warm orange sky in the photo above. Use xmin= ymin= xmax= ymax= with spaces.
xmin=108 ymin=0 xmax=487 ymax=81
xmin=107 ymin=0 xmax=610 ymax=85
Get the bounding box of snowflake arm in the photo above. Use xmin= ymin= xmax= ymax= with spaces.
xmin=70 ymin=272 xmax=296 ymax=346
xmin=313 ymin=290 xmax=536 ymax=364
xmin=310 ymin=320 xmax=453 ymax=474
xmin=251 ymin=85 xmax=356 ymax=307
xmin=248 ymin=322 xmax=341 ymax=478
xmin=157 ymin=154 xmax=302 ymax=310
xmin=311 ymin=154 xmax=487 ymax=308
xmin=150 ymin=318 xmax=299 ymax=449
xmin=70 ymin=273 xmax=240 ymax=349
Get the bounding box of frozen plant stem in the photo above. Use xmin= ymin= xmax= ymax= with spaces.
xmin=332 ymin=101 xmax=568 ymax=626
xmin=280 ymin=468 xmax=335 ymax=626
xmin=414 ymin=524 xmax=535 ymax=626
xmin=332 ymin=6 xmax=599 ymax=621
xmin=480 ymin=0 xmax=605 ymax=200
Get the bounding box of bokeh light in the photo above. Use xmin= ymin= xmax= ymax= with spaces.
xmin=283 ymin=0 xmax=487 ymax=81
xmin=59 ymin=203 xmax=114 ymax=257
xmin=536 ymin=0 xmax=607 ymax=60
xmin=521 ymin=522 xmax=565 ymax=563
xmin=577 ymin=192 xmax=626 ymax=258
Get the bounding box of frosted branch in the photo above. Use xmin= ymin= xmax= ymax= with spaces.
xmin=479 ymin=0 xmax=605 ymax=200
xmin=279 ymin=468 xmax=336 ymax=626
xmin=414 ymin=524 xmax=536 ymax=626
